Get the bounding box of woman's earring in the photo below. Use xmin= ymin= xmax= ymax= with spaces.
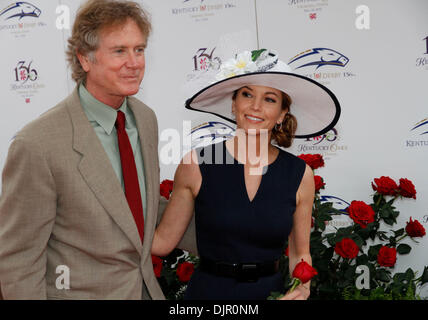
xmin=275 ymin=122 xmax=283 ymax=131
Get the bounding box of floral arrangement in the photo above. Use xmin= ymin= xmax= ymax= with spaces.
xmin=154 ymin=179 xmax=198 ymax=300
xmin=152 ymin=249 xmax=198 ymax=300
xmin=155 ymin=159 xmax=428 ymax=300
xmin=215 ymin=49 xmax=280 ymax=81
xmin=278 ymin=154 xmax=428 ymax=300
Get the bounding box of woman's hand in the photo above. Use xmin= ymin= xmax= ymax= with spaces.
xmin=279 ymin=285 xmax=310 ymax=300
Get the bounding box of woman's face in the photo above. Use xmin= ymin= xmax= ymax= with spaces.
xmin=232 ymin=85 xmax=287 ymax=135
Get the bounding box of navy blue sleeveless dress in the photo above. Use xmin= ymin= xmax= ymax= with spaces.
xmin=184 ymin=140 xmax=306 ymax=300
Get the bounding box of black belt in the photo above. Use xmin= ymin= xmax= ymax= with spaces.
xmin=199 ymin=257 xmax=280 ymax=282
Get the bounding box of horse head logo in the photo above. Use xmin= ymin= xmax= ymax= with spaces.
xmin=319 ymin=195 xmax=350 ymax=214
xmin=289 ymin=48 xmax=349 ymax=70
xmin=0 ymin=2 xmax=41 ymax=20
xmin=190 ymin=121 xmax=235 ymax=149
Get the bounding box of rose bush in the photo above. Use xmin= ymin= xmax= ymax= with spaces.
xmin=152 ymin=249 xmax=198 ymax=300
xmin=155 ymin=155 xmax=428 ymax=300
xmin=152 ymin=181 xmax=198 ymax=300
xmin=277 ymin=154 xmax=428 ymax=300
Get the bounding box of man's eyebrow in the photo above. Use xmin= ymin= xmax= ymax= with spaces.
xmin=109 ymin=43 xmax=147 ymax=49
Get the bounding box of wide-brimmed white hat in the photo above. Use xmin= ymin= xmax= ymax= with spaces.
xmin=185 ymin=49 xmax=341 ymax=139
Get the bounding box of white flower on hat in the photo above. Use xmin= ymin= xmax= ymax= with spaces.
xmin=215 ymin=51 xmax=258 ymax=81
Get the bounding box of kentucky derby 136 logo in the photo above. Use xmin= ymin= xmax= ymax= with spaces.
xmin=10 ymin=60 xmax=45 ymax=102
xmin=0 ymin=2 xmax=47 ymax=38
xmin=288 ymin=0 xmax=329 ymax=19
xmin=185 ymin=47 xmax=222 ymax=84
xmin=192 ymin=47 xmax=221 ymax=71
xmin=290 ymin=128 xmax=348 ymax=160
xmin=171 ymin=0 xmax=236 ymax=23
xmin=289 ymin=48 xmax=356 ymax=85
xmin=14 ymin=60 xmax=38 ymax=83
xmin=406 ymin=118 xmax=428 ymax=148
xmin=415 ymin=36 xmax=428 ymax=70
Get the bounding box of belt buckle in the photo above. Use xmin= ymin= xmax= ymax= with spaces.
xmin=237 ymin=263 xmax=259 ymax=282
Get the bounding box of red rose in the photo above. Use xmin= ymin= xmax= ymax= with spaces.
xmin=292 ymin=259 xmax=318 ymax=284
xmin=371 ymin=176 xmax=398 ymax=196
xmin=314 ymin=175 xmax=325 ymax=192
xmin=152 ymin=255 xmax=163 ymax=278
xmin=347 ymin=200 xmax=375 ymax=229
xmin=176 ymin=261 xmax=195 ymax=282
xmin=160 ymin=179 xmax=174 ymax=200
xmin=297 ymin=154 xmax=325 ymax=170
xmin=398 ymin=178 xmax=417 ymax=199
xmin=334 ymin=238 xmax=359 ymax=259
xmin=377 ymin=246 xmax=397 ymax=267
xmin=405 ymin=217 xmax=426 ymax=237
xmin=284 ymin=246 xmax=289 ymax=257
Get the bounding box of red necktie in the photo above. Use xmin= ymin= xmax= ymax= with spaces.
xmin=115 ymin=111 xmax=144 ymax=242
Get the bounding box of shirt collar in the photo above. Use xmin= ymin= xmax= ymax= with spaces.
xmin=79 ymin=83 xmax=129 ymax=135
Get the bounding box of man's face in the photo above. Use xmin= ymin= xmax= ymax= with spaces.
xmin=79 ymin=19 xmax=147 ymax=108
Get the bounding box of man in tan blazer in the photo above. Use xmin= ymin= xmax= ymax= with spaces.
xmin=0 ymin=0 xmax=188 ymax=299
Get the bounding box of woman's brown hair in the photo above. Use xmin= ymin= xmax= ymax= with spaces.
xmin=271 ymin=91 xmax=297 ymax=148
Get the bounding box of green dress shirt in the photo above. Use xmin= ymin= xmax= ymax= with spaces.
xmin=79 ymin=83 xmax=147 ymax=220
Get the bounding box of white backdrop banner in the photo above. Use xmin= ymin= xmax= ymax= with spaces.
xmin=0 ymin=0 xmax=427 ymax=298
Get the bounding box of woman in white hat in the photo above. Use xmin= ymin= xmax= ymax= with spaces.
xmin=152 ymin=49 xmax=340 ymax=300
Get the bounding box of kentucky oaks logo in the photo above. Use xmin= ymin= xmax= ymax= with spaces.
xmin=0 ymin=2 xmax=47 ymax=37
xmin=289 ymin=48 xmax=355 ymax=85
xmin=0 ymin=2 xmax=41 ymax=20
xmin=291 ymin=128 xmax=348 ymax=160
xmin=319 ymin=195 xmax=353 ymax=232
xmin=10 ymin=60 xmax=45 ymax=102
xmin=190 ymin=121 xmax=235 ymax=149
xmin=406 ymin=118 xmax=428 ymax=148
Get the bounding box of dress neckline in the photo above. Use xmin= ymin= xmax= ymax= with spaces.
xmin=223 ymin=139 xmax=282 ymax=168
xmin=223 ymin=140 xmax=282 ymax=204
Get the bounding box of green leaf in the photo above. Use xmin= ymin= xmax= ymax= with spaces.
xmin=356 ymin=255 xmax=369 ymax=265
xmin=397 ymin=243 xmax=411 ymax=254
xmin=375 ymin=269 xmax=391 ymax=282
xmin=404 ymin=268 xmax=415 ymax=280
xmin=394 ymin=228 xmax=405 ymax=238
xmin=420 ymin=266 xmax=428 ymax=285
xmin=251 ymin=49 xmax=267 ymax=61
xmin=267 ymin=291 xmax=284 ymax=300
xmin=383 ymin=217 xmax=395 ymax=226
xmin=368 ymin=244 xmax=382 ymax=261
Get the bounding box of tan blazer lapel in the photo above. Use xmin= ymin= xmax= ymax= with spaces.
xmin=65 ymin=88 xmax=143 ymax=255
xmin=128 ymin=99 xmax=158 ymax=261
